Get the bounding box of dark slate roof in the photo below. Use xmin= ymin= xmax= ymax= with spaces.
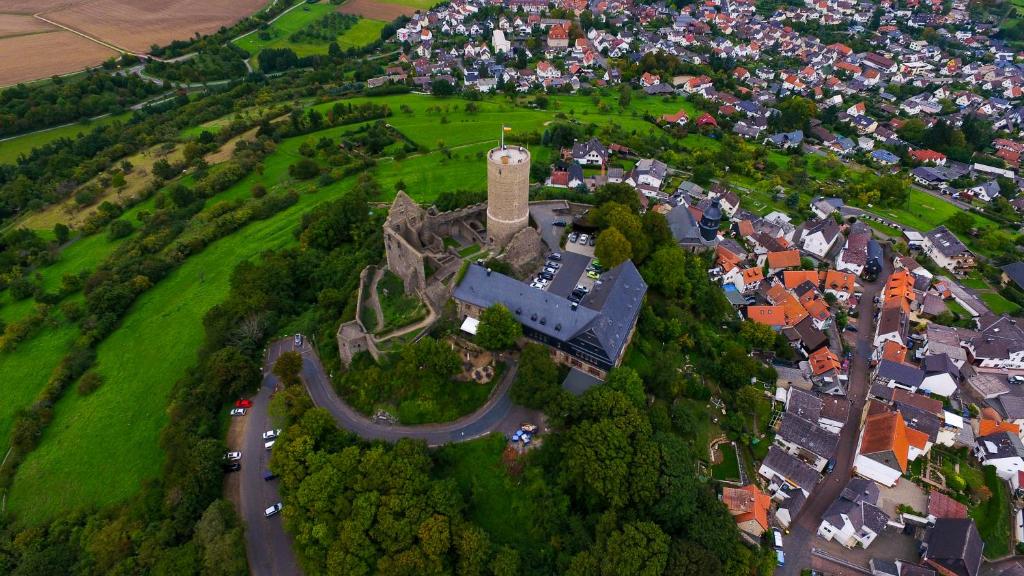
xmin=762 ymin=445 xmax=822 ymax=492
xmin=925 ymin=226 xmax=969 ymax=258
xmin=778 ymin=414 xmax=839 ymax=459
xmin=787 ymin=389 xmax=822 ymax=421
xmin=823 ymin=478 xmax=889 ymax=536
xmin=562 ymin=368 xmax=602 ymax=396
xmin=924 ymin=518 xmax=984 ymax=576
xmin=1002 ymin=262 xmax=1024 ymax=289
xmin=978 ymin=431 xmax=1024 ymax=460
xmin=794 ymin=316 xmax=828 ymax=351
xmin=875 ymin=360 xmax=925 ymax=389
xmin=454 ymin=262 xmax=646 ymax=367
xmin=923 ymin=353 xmax=959 ymax=379
xmin=999 ymin=395 xmax=1024 ymax=420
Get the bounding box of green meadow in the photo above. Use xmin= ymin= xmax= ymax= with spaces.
xmin=234 ymin=3 xmax=384 ymax=62
xmin=0 ymin=113 xmax=132 ymax=166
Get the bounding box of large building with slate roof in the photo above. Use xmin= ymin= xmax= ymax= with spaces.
xmin=817 ymin=478 xmax=891 ymax=549
xmin=923 ymin=518 xmax=984 ymax=576
xmin=453 ymin=261 xmax=646 ymax=378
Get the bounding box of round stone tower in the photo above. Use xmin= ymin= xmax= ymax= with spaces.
xmin=486 ymin=145 xmax=531 ymax=249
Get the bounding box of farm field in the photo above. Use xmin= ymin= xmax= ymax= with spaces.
xmin=6 ymin=122 xmax=366 ymax=522
xmin=339 ymin=0 xmax=418 ymax=21
xmin=0 ymin=30 xmax=117 ymax=86
xmin=0 ymin=14 xmax=53 ymax=37
xmin=41 ymin=0 xmax=268 ymax=53
xmin=0 ymin=112 xmax=131 ymax=165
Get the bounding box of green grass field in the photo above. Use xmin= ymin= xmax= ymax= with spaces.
xmin=6 ymin=122 xmax=368 ymax=522
xmin=372 ymin=0 xmax=439 ymax=9
xmin=234 ymin=3 xmax=383 ymax=61
xmin=711 ymin=443 xmax=740 ymax=481
xmin=981 ymin=292 xmax=1022 ymax=316
xmin=434 ymin=433 xmax=542 ymax=552
xmin=0 ymin=113 xmax=132 ymax=165
xmin=0 ymin=324 xmax=79 ymax=451
xmin=872 ymin=189 xmax=996 ymax=234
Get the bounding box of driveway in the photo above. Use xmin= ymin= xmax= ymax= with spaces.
xmin=529 ymin=201 xmax=572 ymax=252
xmin=239 ymin=339 xmax=302 ymax=576
xmin=778 ymin=253 xmax=893 ymax=575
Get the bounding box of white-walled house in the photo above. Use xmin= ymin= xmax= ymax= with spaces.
xmin=975 ymin=432 xmax=1024 ymax=482
xmin=817 ymin=478 xmax=891 ymax=549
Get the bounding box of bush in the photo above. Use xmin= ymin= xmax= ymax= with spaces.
xmin=77 ymin=371 xmax=104 ymax=396
xmin=108 ymin=219 xmax=134 ymax=239
xmin=289 ymin=158 xmax=320 ymax=180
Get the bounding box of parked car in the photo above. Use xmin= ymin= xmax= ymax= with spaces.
xmin=825 ymin=458 xmax=836 ymax=473
xmin=845 ymin=325 xmax=857 ymax=332
xmin=224 ymin=451 xmax=242 ymax=461
xmin=568 ymin=232 xmax=579 ymax=243
xmin=263 ymin=470 xmax=278 ymax=481
xmin=574 ymin=284 xmax=589 ymax=294
xmin=578 ymin=234 xmax=589 ymax=245
xmin=586 ymin=270 xmax=600 ymax=280
xmin=553 ymin=220 xmax=567 ymax=226
xmin=776 ymin=550 xmax=785 ymax=566
xmin=530 ymin=281 xmax=545 ymax=289
xmin=539 ymin=271 xmax=554 ymax=280
xmin=544 ymin=266 xmax=557 ymax=275
xmin=235 ymin=399 xmax=253 ymax=408
xmin=294 ymin=333 xmax=303 ymax=347
xmin=262 ymin=429 xmax=281 ymax=440
xmin=546 ymin=261 xmax=561 ymax=269
xmin=265 ymin=503 xmax=283 ymax=518
xmin=772 ymin=529 xmax=783 ymax=549
xmin=230 ymin=408 xmax=247 ymax=416
xmin=1011 ymin=376 xmax=1024 ymax=385
xmin=548 ymin=252 xmax=562 ymax=261
xmin=588 ymin=236 xmax=595 ymax=246
xmin=223 ymin=462 xmax=241 ymax=473
xmin=265 ymin=440 xmax=276 ymax=450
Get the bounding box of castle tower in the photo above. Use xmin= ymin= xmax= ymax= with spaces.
xmin=486 ymin=145 xmax=531 ymax=249
xmin=699 ymin=198 xmax=722 ymax=244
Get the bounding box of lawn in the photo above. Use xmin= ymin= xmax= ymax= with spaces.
xmin=434 ymin=433 xmax=543 ymax=552
xmin=377 ymin=270 xmax=426 ymax=332
xmin=711 ymin=442 xmax=741 ymax=481
xmin=337 ymin=18 xmax=386 ymax=50
xmin=871 ymin=189 xmax=996 ymax=235
xmin=970 ymin=465 xmax=1011 ymax=558
xmin=372 ymin=0 xmax=441 ymax=9
xmin=6 ymin=121 xmax=371 ymax=522
xmin=981 ymin=292 xmax=1022 ymax=316
xmin=0 ymin=113 xmax=132 ymax=165
xmin=0 ymin=323 xmax=79 ymax=451
xmin=234 ymin=3 xmax=384 ymax=61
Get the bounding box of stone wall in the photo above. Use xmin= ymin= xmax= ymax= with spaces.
xmin=499 ymin=226 xmax=545 ymax=278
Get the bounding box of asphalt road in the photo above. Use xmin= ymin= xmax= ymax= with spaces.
xmin=299 ymin=340 xmax=522 ymax=446
xmin=778 ymin=255 xmax=892 ymax=575
xmin=240 ymin=338 xmax=302 ymax=576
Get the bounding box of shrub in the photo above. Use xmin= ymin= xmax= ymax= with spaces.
xmin=77 ymin=371 xmax=104 ymax=396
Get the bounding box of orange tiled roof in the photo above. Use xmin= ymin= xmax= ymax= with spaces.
xmin=881 ymin=340 xmax=908 ymax=364
xmin=860 ymin=410 xmax=910 ymax=473
xmin=783 ymin=270 xmax=821 ymax=290
xmin=748 ymin=305 xmax=786 ymax=326
xmin=722 ymin=484 xmax=771 ymax=531
xmin=809 ymin=347 xmax=841 ymax=375
xmin=717 ymin=245 xmax=742 ymax=271
xmin=824 ymin=270 xmax=856 ymax=294
xmin=742 ymin=267 xmax=764 ymax=284
xmin=767 ymin=250 xmax=801 ymax=270
xmin=803 ymin=298 xmax=831 ymax=322
xmin=980 ymin=419 xmax=1021 ymax=437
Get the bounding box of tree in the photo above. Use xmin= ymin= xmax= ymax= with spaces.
xmin=475 ymin=304 xmax=522 ymax=350
xmin=776 ymin=96 xmax=817 ymax=131
xmin=108 ymin=219 xmax=133 ymax=240
xmin=596 ymin=227 xmax=632 ymax=268
xmin=511 ymin=343 xmax=562 ymax=410
xmin=618 ymin=84 xmax=632 ymax=108
xmin=53 ymin=223 xmax=70 ymax=244
xmin=273 ymin=351 xmax=303 ymax=387
xmin=593 ymin=183 xmax=642 ymax=212
xmin=289 ymin=158 xmax=320 ymax=180
xmin=642 ymin=247 xmax=689 ymax=298
xmin=739 ymin=321 xmax=776 ymax=350
xmin=947 ymin=211 xmax=974 ymax=234
xmin=431 ymin=78 xmax=456 ymax=96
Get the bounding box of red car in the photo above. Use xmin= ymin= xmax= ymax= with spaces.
xmin=235 ymin=399 xmax=253 ymax=409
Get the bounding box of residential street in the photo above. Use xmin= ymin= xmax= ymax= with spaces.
xmin=778 ymin=256 xmax=892 ymax=575
xmin=238 ymin=338 xmax=302 ymax=576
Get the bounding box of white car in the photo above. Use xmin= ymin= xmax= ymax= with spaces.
xmin=262 ymin=429 xmax=281 ymax=440
xmin=530 ymin=281 xmax=545 ymax=289
xmin=265 ymin=503 xmax=283 ymax=517
xmin=225 ymin=451 xmax=242 ymax=461
xmin=230 ymin=408 xmax=246 ymax=416
xmin=264 ymin=440 xmax=276 ymax=450
xmin=578 ymin=234 xmax=589 ymax=244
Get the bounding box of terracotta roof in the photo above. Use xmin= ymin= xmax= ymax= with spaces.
xmin=860 ymin=410 xmax=910 ymax=473
xmin=928 ymin=491 xmax=968 ymax=519
xmin=748 ymin=305 xmax=786 ymax=326
xmin=824 ymin=270 xmax=857 ymax=294
xmin=981 ymin=406 xmax=1003 ymax=422
xmin=980 ymin=419 xmax=1021 ymax=437
xmin=892 ymin=388 xmax=944 ymax=417
xmin=722 ymin=484 xmax=771 ymax=531
xmin=881 ymin=340 xmax=909 ymax=364
xmin=767 ymin=284 xmax=809 ymax=326
xmin=809 ymin=347 xmax=841 ymax=375
xmin=767 ymin=250 xmax=802 ymax=270
xmin=784 ymin=270 xmax=821 ymax=290
xmin=737 ymin=219 xmax=755 ymax=237
xmin=742 ymin=267 xmax=764 ymax=284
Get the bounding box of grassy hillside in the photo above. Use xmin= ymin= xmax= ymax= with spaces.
xmin=0 ymin=113 xmax=132 ymax=166
xmin=234 ymin=3 xmax=383 ymax=62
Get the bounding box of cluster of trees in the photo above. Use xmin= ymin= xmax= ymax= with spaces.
xmin=147 ymin=44 xmax=250 ymax=83
xmin=0 ymin=71 xmax=161 ymax=137
xmin=590 ymin=185 xmax=673 ymax=268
